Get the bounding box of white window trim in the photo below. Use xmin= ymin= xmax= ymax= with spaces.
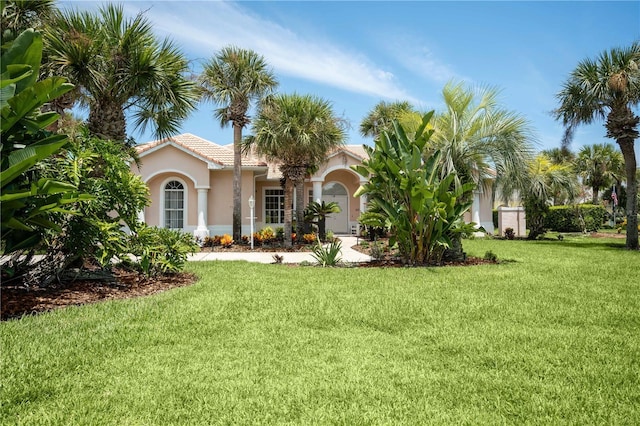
xmin=160 ymin=177 xmax=188 ymax=230
xmin=263 ymin=186 xmax=285 ymax=226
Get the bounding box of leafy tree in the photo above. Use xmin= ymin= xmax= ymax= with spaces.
xmin=353 ymin=112 xmax=477 ymax=265
xmin=1 ymin=29 xmax=83 ymax=260
xmin=360 ymin=100 xmax=417 ymax=139
xmin=575 ymin=143 xmax=624 ymax=204
xmin=44 ymin=3 xmax=198 ymax=142
xmin=247 ymin=93 xmax=346 ymax=247
xmin=555 ymin=42 xmax=640 ymax=249
xmin=41 ymin=130 xmax=150 ymax=270
xmin=199 ymin=46 xmax=278 ymax=241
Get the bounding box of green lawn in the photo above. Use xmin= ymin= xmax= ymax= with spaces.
xmin=2 ymin=236 xmax=639 ymax=425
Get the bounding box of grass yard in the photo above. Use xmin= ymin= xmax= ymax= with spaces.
xmin=2 ymin=236 xmax=639 ymax=424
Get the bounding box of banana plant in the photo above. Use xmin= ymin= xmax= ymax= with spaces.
xmin=1 ymin=29 xmax=89 ymax=254
xmin=353 ymin=111 xmax=476 ymax=265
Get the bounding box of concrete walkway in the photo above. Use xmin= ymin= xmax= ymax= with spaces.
xmin=187 ymin=236 xmax=371 ymax=264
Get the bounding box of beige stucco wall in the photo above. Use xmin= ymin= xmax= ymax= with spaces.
xmin=137 ymin=145 xmax=210 ymax=188
xmin=207 ymin=170 xmax=255 ymax=229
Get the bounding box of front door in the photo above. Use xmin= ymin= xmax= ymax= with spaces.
xmin=323 ymin=182 xmax=348 ymax=234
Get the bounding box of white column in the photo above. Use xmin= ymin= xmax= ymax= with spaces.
xmin=194 ymin=188 xmax=209 ymax=239
xmin=137 ymin=209 xmax=145 ymax=224
xmin=312 ymin=180 xmax=323 ymax=204
xmin=472 ymin=191 xmax=481 ymax=226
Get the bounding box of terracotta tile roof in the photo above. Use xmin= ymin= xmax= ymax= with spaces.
xmin=136 ymin=135 xmax=369 ymax=172
xmin=135 ymin=133 xmax=267 ymax=167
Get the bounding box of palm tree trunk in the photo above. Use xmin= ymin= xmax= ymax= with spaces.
xmin=283 ymin=176 xmax=294 ymax=248
xmin=88 ymin=99 xmax=126 ymax=142
xmin=618 ymin=139 xmax=638 ymax=249
xmin=592 ymin=188 xmax=599 ymax=205
xmin=233 ymin=123 xmax=243 ymax=241
xmin=295 ymin=179 xmax=305 ymax=240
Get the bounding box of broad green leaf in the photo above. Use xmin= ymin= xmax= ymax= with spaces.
xmin=0 ymin=29 xmax=43 ymax=93
xmin=1 ymin=137 xmax=69 ymax=186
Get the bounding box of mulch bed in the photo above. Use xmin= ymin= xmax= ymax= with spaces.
xmin=1 ymin=268 xmax=198 ymax=321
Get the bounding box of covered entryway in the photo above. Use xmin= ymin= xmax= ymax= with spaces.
xmin=323 ymin=182 xmax=349 ymax=234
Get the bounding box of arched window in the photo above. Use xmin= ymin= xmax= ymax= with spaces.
xmin=164 ymin=180 xmax=184 ymax=229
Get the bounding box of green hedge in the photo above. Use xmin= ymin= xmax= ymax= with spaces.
xmin=544 ymin=204 xmax=607 ymax=232
xmin=492 ymin=209 xmax=498 ymax=229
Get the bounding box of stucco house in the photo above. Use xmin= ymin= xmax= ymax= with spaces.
xmin=131 ymin=133 xmax=495 ymax=238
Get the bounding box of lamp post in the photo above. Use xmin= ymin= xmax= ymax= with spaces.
xmin=248 ymin=195 xmax=255 ymax=250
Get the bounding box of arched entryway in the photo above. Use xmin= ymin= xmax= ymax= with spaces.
xmin=322 ymin=182 xmax=349 ymax=234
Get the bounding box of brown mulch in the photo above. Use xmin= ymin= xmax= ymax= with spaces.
xmin=1 ymin=268 xmax=198 ymax=321
xmin=589 ymin=232 xmax=625 ymax=239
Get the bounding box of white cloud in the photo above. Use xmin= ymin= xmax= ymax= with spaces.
xmin=127 ymin=1 xmax=419 ymax=103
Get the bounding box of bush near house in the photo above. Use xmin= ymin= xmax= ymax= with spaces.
xmin=543 ymin=204 xmax=607 ymax=232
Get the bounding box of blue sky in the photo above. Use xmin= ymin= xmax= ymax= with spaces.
xmin=62 ymin=0 xmax=640 ymax=156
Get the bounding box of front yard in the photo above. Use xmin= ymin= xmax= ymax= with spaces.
xmin=1 ymin=236 xmax=638 ymax=424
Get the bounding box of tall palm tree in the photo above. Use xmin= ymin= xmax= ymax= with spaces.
xmin=575 ymin=143 xmax=624 ymax=204
xmin=360 ymin=100 xmax=416 ymax=139
xmin=44 ymin=4 xmax=198 ymax=142
xmin=555 ymin=42 xmax=640 ymax=249
xmin=246 ymin=93 xmax=347 ymax=247
xmin=199 ymin=46 xmax=278 ymax=241
xmin=431 ymin=81 xmax=536 ymax=194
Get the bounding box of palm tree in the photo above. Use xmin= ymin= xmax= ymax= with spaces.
xmin=575 ymin=143 xmax=624 ymax=204
xmin=305 ymin=201 xmax=341 ymax=242
xmin=246 ymin=93 xmax=347 ymax=247
xmin=542 ymin=147 xmax=575 ymax=166
xmin=1 ymin=0 xmax=55 ymax=40
xmin=430 ymin=82 xmax=536 ymax=192
xmin=44 ymin=4 xmax=198 ymax=142
xmin=360 ymin=100 xmax=416 ymax=139
xmin=555 ymin=42 xmax=640 ymax=249
xmin=539 ymin=148 xmax=578 ymax=206
xmin=199 ymin=46 xmax=278 ymax=241
xmin=517 ymin=154 xmax=578 ymax=239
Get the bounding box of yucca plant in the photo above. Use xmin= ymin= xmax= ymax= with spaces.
xmin=311 ymin=240 xmax=343 ymax=267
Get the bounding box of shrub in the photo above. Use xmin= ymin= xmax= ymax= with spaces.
xmin=259 ymin=226 xmax=275 ymax=243
xmin=370 ymin=241 xmax=385 ymax=260
xmin=220 ymin=234 xmax=233 ymax=248
xmin=311 ymin=240 xmax=342 ymax=267
xmin=492 ymin=209 xmax=499 ymax=229
xmin=544 ymin=204 xmax=607 ymax=232
xmin=504 ymin=227 xmax=515 ymax=240
xmin=483 ymin=251 xmax=498 ymax=261
xmin=303 ymin=233 xmax=317 ymax=243
xmin=617 ymin=218 xmax=640 ymax=233
xmin=252 ymin=232 xmax=263 ymax=245
xmin=129 ymin=226 xmax=198 ymax=276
